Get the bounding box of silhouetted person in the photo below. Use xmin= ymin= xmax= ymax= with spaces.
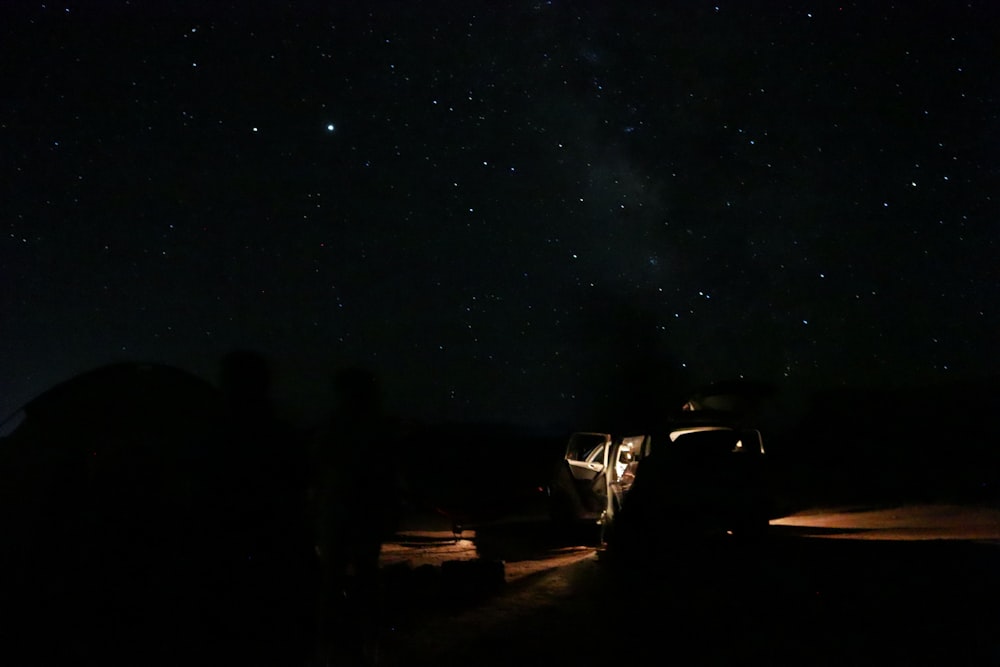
xmin=217 ymin=350 xmax=313 ymax=666
xmin=312 ymin=367 xmax=403 ymax=666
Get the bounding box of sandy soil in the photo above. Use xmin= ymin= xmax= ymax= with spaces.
xmin=374 ymin=503 xmax=1000 ymax=666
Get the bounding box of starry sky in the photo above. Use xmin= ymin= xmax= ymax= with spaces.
xmin=3 ymin=1 xmax=998 ymax=431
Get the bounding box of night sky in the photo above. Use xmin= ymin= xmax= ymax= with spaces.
xmin=3 ymin=1 xmax=997 ymax=430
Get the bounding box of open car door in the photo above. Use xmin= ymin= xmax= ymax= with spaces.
xmin=549 ymin=432 xmax=611 ymax=524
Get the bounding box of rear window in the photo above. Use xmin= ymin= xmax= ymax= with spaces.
xmin=652 ymin=427 xmax=760 ymax=461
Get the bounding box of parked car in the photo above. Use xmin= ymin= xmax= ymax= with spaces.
xmin=548 ymin=415 xmax=770 ymax=550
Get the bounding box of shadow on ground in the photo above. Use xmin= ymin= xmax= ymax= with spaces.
xmin=379 ymin=527 xmax=1000 ymax=666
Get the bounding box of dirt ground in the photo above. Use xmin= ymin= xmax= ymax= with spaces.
xmin=374 ymin=505 xmax=1000 ymax=666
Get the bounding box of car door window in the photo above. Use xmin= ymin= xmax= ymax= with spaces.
xmin=565 ymin=433 xmax=609 ymax=464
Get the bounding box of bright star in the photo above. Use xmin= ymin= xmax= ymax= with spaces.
xmin=326 ymin=123 xmax=336 ymax=132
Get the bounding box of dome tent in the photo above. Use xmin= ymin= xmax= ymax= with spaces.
xmin=0 ymin=362 xmax=236 ymax=665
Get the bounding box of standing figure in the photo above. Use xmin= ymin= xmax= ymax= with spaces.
xmin=312 ymin=367 xmax=403 ymax=666
xmin=218 ymin=350 xmax=313 ymax=666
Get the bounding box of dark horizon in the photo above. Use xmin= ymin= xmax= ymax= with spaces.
xmin=6 ymin=352 xmax=998 ymax=445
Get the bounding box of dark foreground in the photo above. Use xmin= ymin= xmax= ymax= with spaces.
xmin=378 ymin=524 xmax=1000 ymax=666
